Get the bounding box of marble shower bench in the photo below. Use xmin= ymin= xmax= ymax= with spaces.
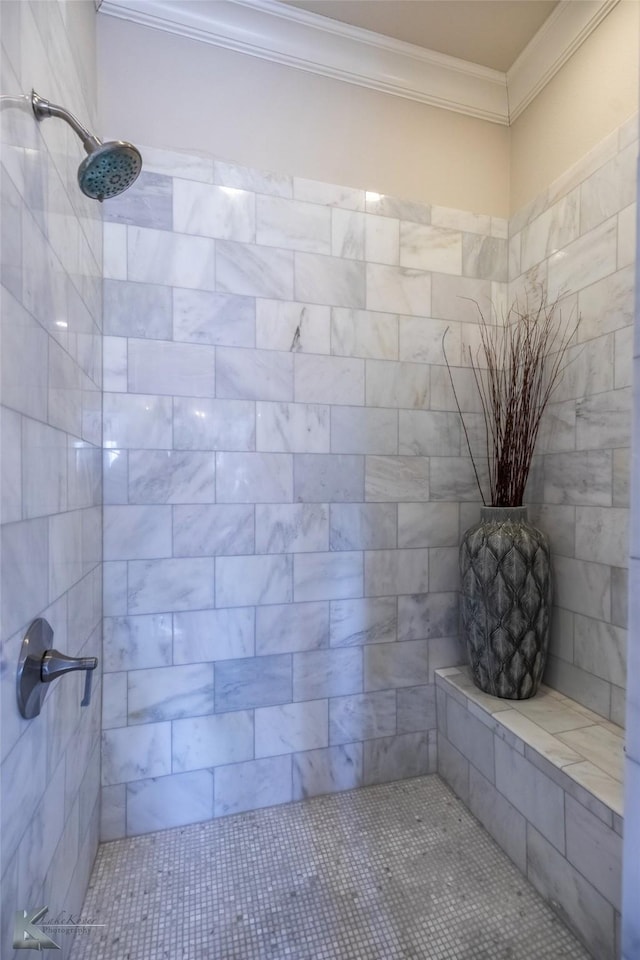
xmin=435 ymin=666 xmax=624 ymax=960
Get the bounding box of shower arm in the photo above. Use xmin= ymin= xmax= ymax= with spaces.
xmin=31 ymin=90 xmax=101 ymax=154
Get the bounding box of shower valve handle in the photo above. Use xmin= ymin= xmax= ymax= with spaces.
xmin=41 ymin=649 xmax=98 ymax=683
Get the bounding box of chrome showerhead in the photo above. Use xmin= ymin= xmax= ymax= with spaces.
xmin=31 ymin=90 xmax=142 ymax=201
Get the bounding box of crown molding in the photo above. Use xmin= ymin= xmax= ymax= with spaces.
xmin=99 ymin=0 xmax=619 ymax=126
xmin=507 ymin=0 xmax=620 ymax=122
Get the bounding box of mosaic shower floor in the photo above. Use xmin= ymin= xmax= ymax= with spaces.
xmin=74 ymin=776 xmax=591 ymax=960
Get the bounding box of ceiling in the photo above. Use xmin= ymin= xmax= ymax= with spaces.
xmin=279 ymin=0 xmax=560 ymax=72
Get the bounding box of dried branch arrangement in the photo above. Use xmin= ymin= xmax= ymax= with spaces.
xmin=444 ymin=290 xmax=578 ymax=507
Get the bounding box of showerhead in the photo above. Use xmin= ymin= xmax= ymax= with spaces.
xmin=78 ymin=141 xmax=142 ymax=201
xmin=31 ymin=90 xmax=142 ymax=201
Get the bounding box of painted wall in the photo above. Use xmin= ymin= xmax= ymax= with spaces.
xmin=0 ymin=1 xmax=103 ymax=958
xmin=510 ymin=0 xmax=640 ymax=213
xmin=96 ymin=16 xmax=510 ymax=218
xmin=99 ymin=144 xmax=508 ymax=838
xmin=509 ymin=114 xmax=637 ymax=724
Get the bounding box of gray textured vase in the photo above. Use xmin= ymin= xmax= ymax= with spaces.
xmin=459 ymin=506 xmax=552 ymax=699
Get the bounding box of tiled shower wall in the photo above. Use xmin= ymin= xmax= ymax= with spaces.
xmin=0 ymin=1 xmax=103 ymax=957
xmin=100 ymin=145 xmax=507 ymax=838
xmin=512 ymin=114 xmax=637 ymax=725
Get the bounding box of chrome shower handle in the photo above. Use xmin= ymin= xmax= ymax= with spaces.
xmin=41 ymin=649 xmax=98 ymax=683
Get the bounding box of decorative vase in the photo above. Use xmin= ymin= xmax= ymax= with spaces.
xmin=459 ymin=506 xmax=552 ymax=699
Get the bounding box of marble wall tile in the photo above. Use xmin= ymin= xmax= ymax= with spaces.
xmin=104 ymin=171 xmax=173 ymax=230
xmin=576 ymin=265 xmax=634 ymax=342
xmin=103 ymin=614 xmax=173 ymax=672
xmin=102 ymin=722 xmax=171 ymax=785
xmin=520 ymin=190 xmax=579 ymax=272
xmin=363 ymin=731 xmax=432 ymax=785
xmin=575 ymin=506 xmax=628 ymax=567
xmin=257 ymin=401 xmax=330 ymax=453
xmin=0 ymin=407 xmax=22 ymax=524
xmin=294 ymin=178 xmax=364 ymax=210
xmin=543 ymin=451 xmax=613 ymax=507
xmin=429 ymin=546 xmax=460 ymax=592
xmin=553 ymin=555 xmax=611 ymax=621
xmin=553 ymin=336 xmax=614 ymax=404
xmin=573 ymin=615 xmax=626 ymax=688
xmin=293 ymin=647 xmax=362 ymax=700
xmin=365 ymin=548 xmax=429 ymax=597
xmin=174 ymin=180 xmax=255 ymax=241
xmin=22 ymin=419 xmax=68 ymax=518
xmin=256 ymin=503 xmax=329 ymax=554
xmin=330 ymin=308 xmax=398 ymax=360
xmin=397 ymin=592 xmax=459 ymax=641
xmin=437 ymin=731 xmax=470 ymax=803
xmin=103 ymin=336 xmax=127 ymax=393
xmin=294 ymin=551 xmax=363 ymax=602
xmin=544 ymin=656 xmax=613 ymax=721
xmin=468 ymin=765 xmax=527 ymax=874
xmin=429 ymin=456 xmax=486 ymax=501
xmin=547 ymin=217 xmax=617 ymax=300
xmin=126 ymin=770 xmax=214 ymax=836
xmin=527 ymin=825 xmax=616 ymax=960
xmin=399 ymin=316 xmax=459 ymax=365
xmin=128 ymin=558 xmax=215 ymax=614
xmin=256 ymin=601 xmax=329 ymax=655
xmin=399 ymin=222 xmax=462 ymax=274
xmin=397 ymin=684 xmax=437 ymax=733
xmin=172 ymin=711 xmax=254 ymax=771
xmin=128 ymin=225 xmax=215 ymax=290
xmin=142 ymin=146 xmax=214 ymax=183
xmin=580 ymin=145 xmax=637 ymax=235
xmin=445 ymin=696 xmax=495 ymax=781
xmin=104 ymin=504 xmax=171 ymax=560
xmin=173 ymin=607 xmax=255 ymax=663
xmin=329 ymin=503 xmax=397 ymax=551
xmin=331 ymin=208 xmax=365 ymax=259
xmin=215 ymin=451 xmax=292 ymax=503
xmin=1 ymin=532 xmax=49 ymax=639
xmin=173 ymin=504 xmax=254 ymax=556
xmin=431 ymin=206 xmax=492 ymax=235
xmin=256 ymin=299 xmax=330 ymax=354
xmin=495 ymin=738 xmax=565 ymax=851
xmin=214 ymin=755 xmax=292 ymax=816
xmin=617 ymin=201 xmax=636 ymax=269
xmin=173 ymin=398 xmax=255 ymax=452
xmin=128 ymin=339 xmax=216 ymax=398
xmin=329 ymin=690 xmax=396 ymax=744
xmin=173 ymin=288 xmax=255 ymax=348
xmin=128 ymin=663 xmax=214 ymax=724
xmin=615 ymin=326 xmax=633 ymax=389
xmin=364 ymin=639 xmax=429 ymax=691
xmin=398 ymin=410 xmax=460 ymax=456
xmin=330 ymin=406 xmax=398 ymax=455
xmin=216 ymin=554 xmax=293 ymax=608
xmin=256 ymin=699 xmax=329 ymax=757
xmin=365 ymin=359 xmax=430 ymax=409
xmin=397 ymin=502 xmax=459 ymax=548
xmin=294 ymin=453 xmax=364 ymax=502
xmin=257 ymin=195 xmax=330 ymax=254
xmin=295 ymin=251 xmax=365 ymax=308
xmin=216 ymin=238 xmax=294 ymax=299
xmin=215 ymin=160 xmax=292 ymax=197
xmin=128 ymin=450 xmax=215 ymax=503
xmin=366 ymin=263 xmax=431 ymax=316
xmin=365 ymin=194 xmax=430 ymax=223
xmin=610 ymin=567 xmax=628 ymax=629
xmin=576 ymin=388 xmax=631 ymax=451
xmin=103 ymin=222 xmax=127 ymax=280
xmin=215 ymin=654 xmax=292 ymax=711
xmin=431 ymin=273 xmax=492 ymax=323
xmin=294 ymin=354 xmax=365 ymax=406
xmin=292 ymin=743 xmax=363 ymax=799
xmin=329 ymin=597 xmax=397 ymax=649
xmin=216 ymin=347 xmax=293 ymax=402
xmin=365 ymin=213 xmax=400 ymax=265
xmin=365 ymin=456 xmax=429 ymax=501
xmin=103 ymin=393 xmax=172 ymax=449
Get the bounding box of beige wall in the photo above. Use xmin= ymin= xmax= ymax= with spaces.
xmin=97 ymin=16 xmax=510 ymax=216
xmin=510 ymin=0 xmax=639 ymax=213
